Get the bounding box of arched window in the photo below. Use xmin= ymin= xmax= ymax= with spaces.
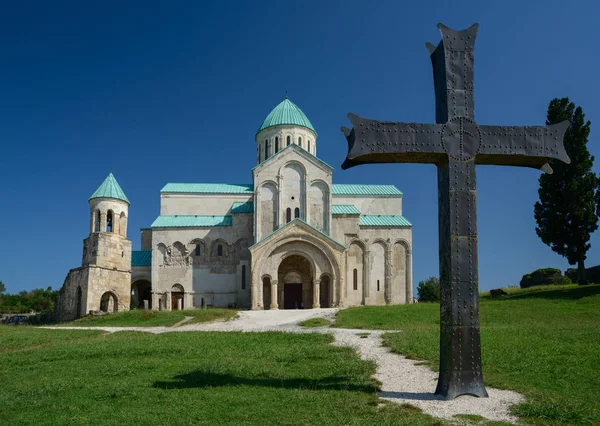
xmin=353 ymin=269 xmax=358 ymax=290
xmin=217 ymin=244 xmax=223 ymax=257
xmin=195 ymin=244 xmax=201 ymax=256
xmin=307 ymin=141 xmax=311 ymax=153
xmin=95 ymin=211 xmax=101 ymax=232
xmin=106 ymin=211 xmax=113 ymax=232
xmin=286 ymin=208 xmax=292 ymax=223
xmin=287 ymin=135 xmax=291 ymax=146
xmin=298 ymin=137 xmax=302 ymax=148
xmin=242 ymin=265 xmax=246 ymax=290
xmin=275 ymin=137 xmax=279 ymax=153
xmin=294 ymin=207 xmax=300 ymax=218
xmin=377 ymin=279 xmax=380 ymax=291
xmin=264 ymin=140 xmax=268 ymax=159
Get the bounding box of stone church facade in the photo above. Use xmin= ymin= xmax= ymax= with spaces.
xmin=56 ymin=98 xmax=413 ymax=320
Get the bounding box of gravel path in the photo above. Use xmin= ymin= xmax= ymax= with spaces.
xmin=42 ymin=309 xmax=522 ymax=423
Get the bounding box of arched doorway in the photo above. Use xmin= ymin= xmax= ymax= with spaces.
xmin=131 ymin=280 xmax=152 ymax=309
xmin=171 ymin=284 xmax=184 ymax=310
xmin=262 ymin=276 xmax=271 ymax=309
xmin=278 ymin=255 xmax=312 ymax=309
xmin=320 ymin=275 xmax=331 ymax=308
xmin=100 ymin=292 xmax=118 ymax=313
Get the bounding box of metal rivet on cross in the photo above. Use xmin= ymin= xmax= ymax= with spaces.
xmin=340 ymin=22 xmax=570 ymax=400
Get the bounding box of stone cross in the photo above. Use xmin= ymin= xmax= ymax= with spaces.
xmin=341 ymin=23 xmax=570 ymax=400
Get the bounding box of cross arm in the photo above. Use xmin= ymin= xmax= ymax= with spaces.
xmin=341 ymin=113 xmax=445 ymax=169
xmin=476 ymin=121 xmax=570 ymax=172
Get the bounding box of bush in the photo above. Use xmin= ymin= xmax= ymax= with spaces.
xmin=520 ymin=268 xmax=571 ymax=288
xmin=417 ymin=277 xmax=440 ymax=302
xmin=565 ymin=265 xmax=600 ymax=284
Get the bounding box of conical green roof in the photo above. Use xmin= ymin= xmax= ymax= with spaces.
xmin=257 ymin=98 xmax=316 ymax=136
xmin=89 ymin=173 xmax=130 ymax=204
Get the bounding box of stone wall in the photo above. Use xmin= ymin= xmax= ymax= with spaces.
xmin=331 ymin=195 xmax=402 ymax=216
xmin=55 ymin=267 xmax=89 ymax=322
xmin=85 ymin=266 xmax=131 ymax=313
xmin=83 ymin=232 xmax=132 ymax=271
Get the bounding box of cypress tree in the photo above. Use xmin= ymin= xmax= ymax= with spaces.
xmin=534 ymin=98 xmax=599 ymax=283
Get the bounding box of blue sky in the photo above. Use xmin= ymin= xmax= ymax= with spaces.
xmin=1 ymin=0 xmax=598 ymax=294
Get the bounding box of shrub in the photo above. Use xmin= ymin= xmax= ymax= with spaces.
xmin=417 ymin=277 xmax=440 ymax=302
xmin=519 ymin=268 xmax=571 ymax=288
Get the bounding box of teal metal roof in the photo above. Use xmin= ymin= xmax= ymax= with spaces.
xmin=89 ymin=173 xmax=130 ymax=203
xmin=359 ymin=215 xmax=412 ymax=227
xmin=132 ymin=250 xmax=151 ymax=267
xmin=332 ymin=205 xmax=360 ymax=215
xmin=257 ymin=98 xmax=316 ymax=136
xmin=250 ymin=218 xmax=345 ymax=249
xmin=232 ymin=201 xmax=254 ymax=213
xmin=332 ymin=184 xmax=402 ymax=196
xmin=161 ymin=183 xmax=253 ymax=194
xmin=151 ymin=215 xmax=232 ymax=228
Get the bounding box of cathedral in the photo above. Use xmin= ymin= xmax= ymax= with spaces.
xmin=55 ymin=98 xmax=413 ymax=320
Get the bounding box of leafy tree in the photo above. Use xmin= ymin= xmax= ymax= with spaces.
xmin=534 ymin=98 xmax=599 ymax=284
xmin=417 ymin=276 xmax=440 ymax=302
xmin=0 ymin=281 xmax=5 ymax=294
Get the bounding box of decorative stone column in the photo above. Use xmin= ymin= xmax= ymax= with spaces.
xmin=313 ymin=279 xmax=321 ymax=308
xmin=406 ymin=249 xmax=413 ymax=304
xmin=100 ymin=212 xmax=107 ymax=233
xmin=364 ymin=250 xmax=371 ymax=302
xmin=270 ymin=280 xmax=279 ymax=310
xmin=338 ymin=277 xmax=344 ymax=307
xmin=151 ymin=292 xmax=158 ymax=311
xmin=113 ymin=214 xmax=120 ymax=235
xmin=276 ymin=174 xmax=282 ymax=228
xmin=166 ymin=292 xmax=172 ymax=311
xmin=304 ymin=178 xmax=310 ymax=222
xmin=385 ymin=246 xmax=392 ymax=305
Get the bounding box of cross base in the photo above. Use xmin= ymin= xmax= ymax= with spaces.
xmin=435 ymin=372 xmax=489 ymax=400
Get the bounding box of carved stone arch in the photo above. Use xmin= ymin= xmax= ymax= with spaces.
xmin=257 ymin=234 xmax=341 ymax=285
xmin=261 ymin=273 xmax=273 ymax=281
xmin=392 ymin=239 xmax=412 ymax=304
xmin=92 ymin=208 xmax=102 ymax=233
xmin=371 ymin=238 xmax=390 ymax=251
xmin=106 ymin=209 xmax=115 ymax=233
xmin=280 ymin=161 xmax=307 ymax=222
xmin=346 ymin=240 xmax=366 ymax=302
xmin=393 ymin=238 xmax=411 ymax=251
xmin=157 ymin=243 xmax=168 ymax=266
xmin=348 ymin=238 xmax=367 ymax=251
xmin=280 ymin=250 xmax=320 ymax=278
xmin=319 ymin=272 xmax=333 ymax=308
xmin=189 ymin=238 xmax=206 ymax=265
xmin=259 ymin=181 xmax=278 ymax=238
xmin=370 ymin=239 xmax=387 ymax=301
xmin=211 ymin=238 xmax=231 ymax=259
xmin=119 ymin=211 xmax=127 ymax=237
xmin=309 ymin=180 xmax=330 ymax=233
xmin=278 ymin=159 xmax=307 ymax=178
xmin=169 ymin=241 xmax=187 ymax=266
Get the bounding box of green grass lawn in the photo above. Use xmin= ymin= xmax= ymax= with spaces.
xmin=298 ymin=317 xmax=331 ymax=327
xmin=335 ymin=284 xmax=600 ymax=425
xmin=0 ymin=327 xmax=441 ymax=426
xmin=60 ymin=308 xmax=238 ymax=327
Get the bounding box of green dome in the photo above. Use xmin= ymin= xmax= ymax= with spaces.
xmin=89 ymin=172 xmax=130 ymax=204
xmin=257 ymin=98 xmax=316 ymax=136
